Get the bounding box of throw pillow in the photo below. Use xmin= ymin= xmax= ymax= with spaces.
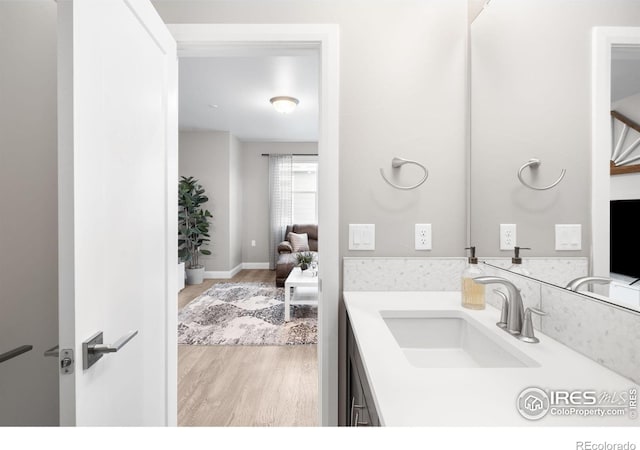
xmin=288 ymin=232 xmax=310 ymax=252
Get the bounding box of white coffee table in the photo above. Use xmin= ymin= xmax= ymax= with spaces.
xmin=284 ymin=267 xmax=319 ymax=322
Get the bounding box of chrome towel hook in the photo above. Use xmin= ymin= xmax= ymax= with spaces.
xmin=379 ymin=157 xmax=429 ymax=190
xmin=517 ymin=158 xmax=566 ymax=191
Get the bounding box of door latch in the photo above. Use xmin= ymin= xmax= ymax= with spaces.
xmin=60 ymin=349 xmax=74 ymax=374
xmin=43 ymin=345 xmax=75 ymax=374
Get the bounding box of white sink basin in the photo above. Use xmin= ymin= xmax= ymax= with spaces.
xmin=381 ymin=310 xmax=539 ymax=368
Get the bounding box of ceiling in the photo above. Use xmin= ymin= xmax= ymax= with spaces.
xmin=179 ymin=49 xmax=319 ymax=142
xmin=612 ymin=46 xmax=640 ymax=103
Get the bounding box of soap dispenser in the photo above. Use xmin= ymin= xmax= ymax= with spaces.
xmin=462 ymin=246 xmax=486 ymax=310
xmin=509 ymin=246 xmax=531 ymax=276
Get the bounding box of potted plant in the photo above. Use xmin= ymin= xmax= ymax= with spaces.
xmin=178 ymin=176 xmax=212 ymax=285
xmin=295 ymin=251 xmax=314 ymax=271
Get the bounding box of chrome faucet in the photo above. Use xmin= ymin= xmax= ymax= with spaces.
xmin=473 ymin=276 xmax=524 ymax=335
xmin=493 ymin=289 xmax=509 ymax=329
xmin=565 ymin=276 xmax=612 ymax=292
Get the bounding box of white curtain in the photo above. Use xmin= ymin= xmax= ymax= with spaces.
xmin=268 ymin=155 xmax=293 ymax=270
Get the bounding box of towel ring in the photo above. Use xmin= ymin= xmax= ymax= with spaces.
xmin=517 ymin=158 xmax=566 ymax=191
xmin=379 ymin=157 xmax=429 ymax=190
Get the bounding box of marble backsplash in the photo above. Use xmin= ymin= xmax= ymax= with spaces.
xmin=343 ymin=257 xmax=466 ymax=291
xmin=343 ymin=257 xmax=639 ymax=384
xmin=343 ymin=257 xmax=587 ymax=295
xmin=482 ymin=257 xmax=589 ymax=287
xmin=539 ymin=283 xmax=640 ymax=384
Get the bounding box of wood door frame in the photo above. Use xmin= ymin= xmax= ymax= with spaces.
xmin=167 ymin=24 xmax=340 ymax=426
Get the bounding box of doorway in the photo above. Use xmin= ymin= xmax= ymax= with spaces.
xmin=169 ymin=24 xmax=340 ymax=426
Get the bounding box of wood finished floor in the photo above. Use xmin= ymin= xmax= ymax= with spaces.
xmin=178 ymin=269 xmax=318 ymax=427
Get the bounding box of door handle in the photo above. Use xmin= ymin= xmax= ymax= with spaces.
xmin=91 ymin=331 xmax=138 ymax=354
xmin=44 ymin=345 xmax=59 ymax=357
xmin=0 ymin=345 xmax=33 ymax=364
xmin=82 ymin=330 xmax=138 ymax=370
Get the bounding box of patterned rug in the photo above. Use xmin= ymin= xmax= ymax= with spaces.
xmin=178 ymin=282 xmax=317 ymax=345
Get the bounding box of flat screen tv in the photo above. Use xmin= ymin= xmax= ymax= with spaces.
xmin=610 ymin=199 xmax=640 ymax=279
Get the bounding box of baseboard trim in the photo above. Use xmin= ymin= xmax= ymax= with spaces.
xmin=242 ymin=262 xmax=270 ymax=270
xmin=204 ymin=263 xmax=242 ymax=280
xmin=203 ymin=271 xmax=228 ymax=279
xmin=203 ymin=262 xmax=270 ymax=279
xmin=230 ymin=263 xmax=243 ymax=278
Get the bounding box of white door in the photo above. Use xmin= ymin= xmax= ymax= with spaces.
xmin=57 ymin=0 xmax=177 ymax=426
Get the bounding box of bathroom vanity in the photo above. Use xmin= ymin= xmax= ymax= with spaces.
xmin=344 ymin=291 xmax=638 ymax=427
xmin=347 ymin=316 xmax=380 ymax=427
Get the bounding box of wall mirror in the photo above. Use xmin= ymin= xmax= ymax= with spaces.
xmin=469 ymin=0 xmax=640 ymax=313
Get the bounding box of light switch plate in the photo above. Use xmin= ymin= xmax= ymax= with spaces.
xmin=555 ymin=224 xmax=582 ymax=250
xmin=415 ymin=224 xmax=432 ymax=250
xmin=349 ymin=224 xmax=375 ymax=250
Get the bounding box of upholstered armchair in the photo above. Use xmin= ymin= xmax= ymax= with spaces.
xmin=275 ymin=224 xmax=318 ymax=287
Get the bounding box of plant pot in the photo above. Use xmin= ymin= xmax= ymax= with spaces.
xmin=186 ymin=266 xmax=205 ymax=285
xmin=300 ymin=263 xmax=308 ymax=271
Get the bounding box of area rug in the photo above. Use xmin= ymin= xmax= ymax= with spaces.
xmin=178 ymin=282 xmax=317 ymax=345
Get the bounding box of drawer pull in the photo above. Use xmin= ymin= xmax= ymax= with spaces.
xmin=350 ymin=397 xmax=365 ymax=426
xmin=354 ymin=411 xmax=368 ymax=427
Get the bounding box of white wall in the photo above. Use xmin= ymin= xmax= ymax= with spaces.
xmin=470 ymin=0 xmax=640 ymax=257
xmin=0 ymin=1 xmax=59 ymax=425
xmin=241 ymin=142 xmax=318 ymax=264
xmin=153 ymin=0 xmax=469 ymax=261
xmin=611 ymin=174 xmax=640 ymax=200
xmin=613 ymin=91 xmax=640 ymax=118
xmin=179 ymin=131 xmax=231 ymax=271
xmin=229 ymin=134 xmax=243 ymax=269
xmin=611 ymin=92 xmax=640 ymax=200
xmin=180 ymin=132 xmax=318 ymax=270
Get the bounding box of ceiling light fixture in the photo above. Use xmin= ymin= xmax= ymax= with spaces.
xmin=270 ymin=96 xmax=299 ymax=114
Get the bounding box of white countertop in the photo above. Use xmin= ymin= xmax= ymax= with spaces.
xmin=344 ymin=291 xmax=639 ymax=426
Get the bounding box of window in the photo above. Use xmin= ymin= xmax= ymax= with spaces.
xmin=292 ymin=157 xmax=318 ymax=224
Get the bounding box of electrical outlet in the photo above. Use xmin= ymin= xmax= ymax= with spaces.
xmin=500 ymin=224 xmax=516 ymax=250
xmin=415 ymin=224 xmax=432 ymax=250
xmin=251 ymin=240 xmax=256 ymax=247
